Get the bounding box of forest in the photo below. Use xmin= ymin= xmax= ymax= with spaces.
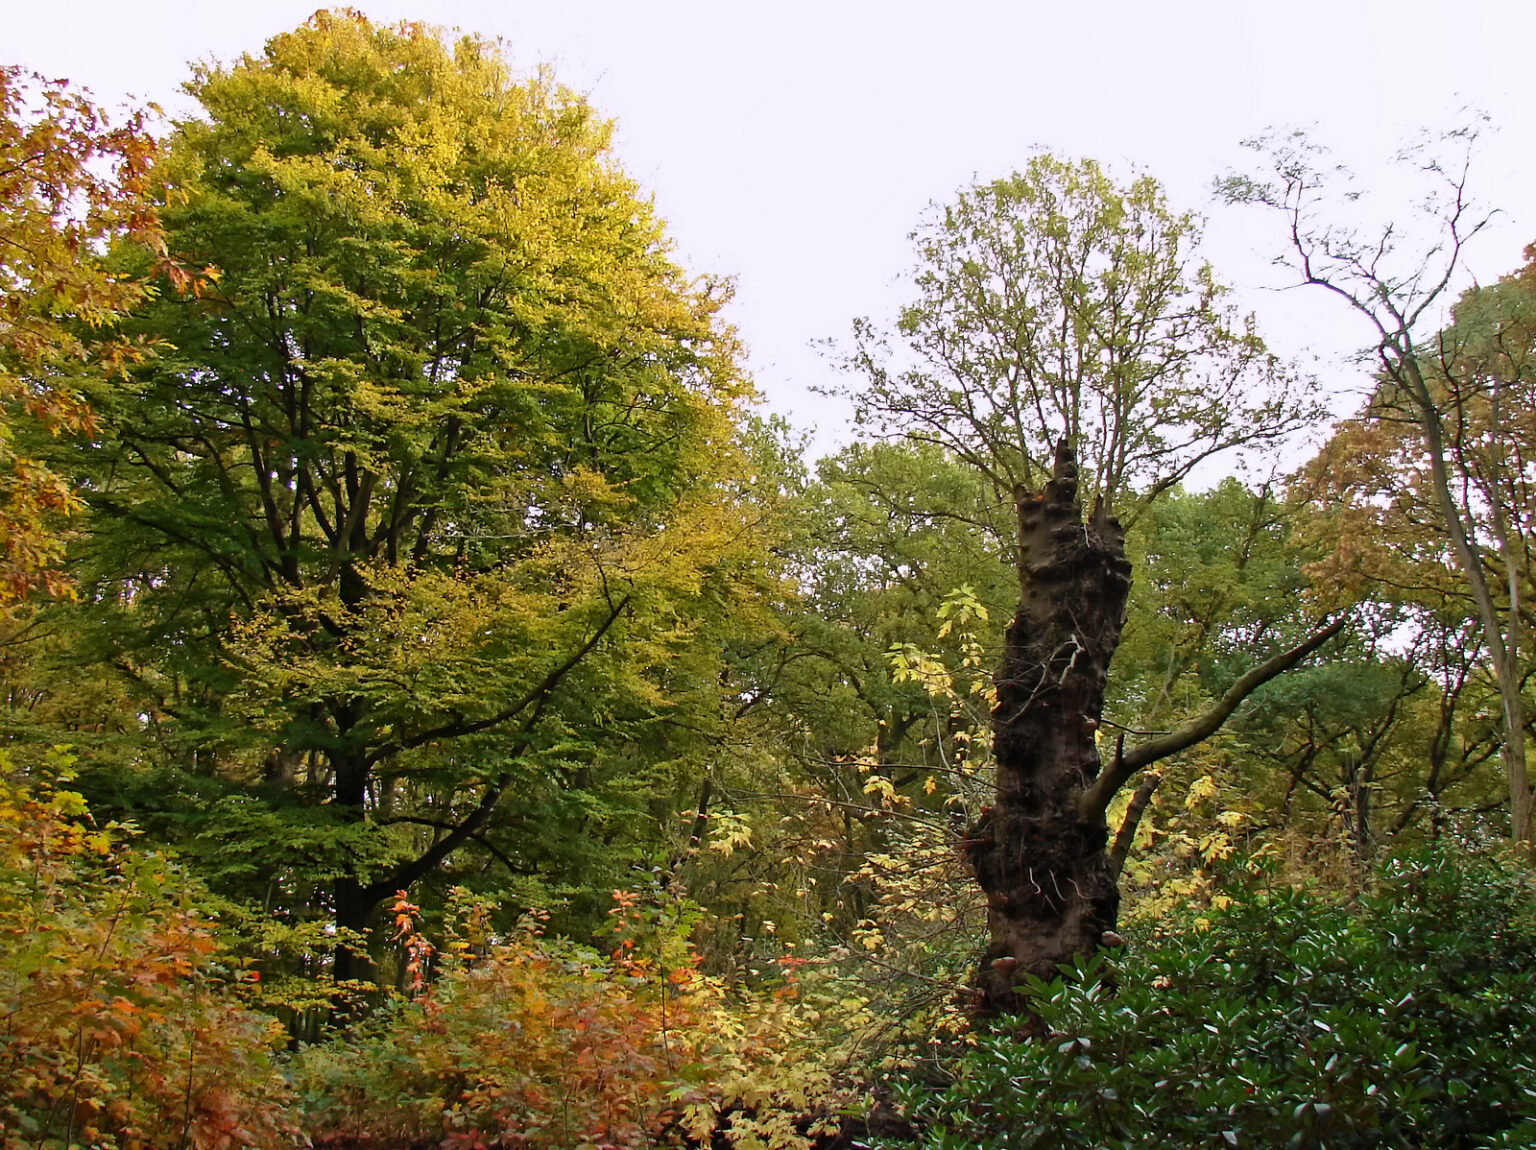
xmin=3 ymin=11 xmax=1535 ymax=1149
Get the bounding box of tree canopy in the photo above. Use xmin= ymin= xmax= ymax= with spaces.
xmin=839 ymin=155 xmax=1320 ymax=526
xmin=55 ymin=11 xmax=768 ymax=976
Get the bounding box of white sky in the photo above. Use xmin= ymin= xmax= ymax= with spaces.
xmin=8 ymin=0 xmax=1534 ymax=462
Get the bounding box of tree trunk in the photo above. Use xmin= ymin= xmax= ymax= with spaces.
xmin=1397 ymin=353 xmax=1532 ymax=844
xmin=329 ymin=741 xmax=376 ymax=986
xmin=331 ymin=874 xmax=377 ymax=985
xmin=965 ymin=440 xmax=1132 ymax=1014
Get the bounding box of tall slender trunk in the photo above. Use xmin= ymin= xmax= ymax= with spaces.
xmin=965 ymin=441 xmax=1131 ymax=1014
xmin=329 ymin=742 xmax=376 ymax=985
xmin=1398 ymin=353 xmax=1532 ymax=844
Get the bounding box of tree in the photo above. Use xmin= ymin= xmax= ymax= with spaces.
xmin=1224 ymin=132 xmax=1535 ymax=844
xmin=842 ymin=157 xmax=1319 ymax=529
xmin=0 ymin=68 xmax=184 ymax=603
xmin=721 ymin=442 xmax=1012 ymax=991
xmin=837 ymin=156 xmax=1334 ymax=1012
xmin=61 ymin=12 xmax=761 ymax=980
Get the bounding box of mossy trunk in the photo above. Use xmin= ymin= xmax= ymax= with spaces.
xmin=964 ymin=440 xmax=1132 ymax=1014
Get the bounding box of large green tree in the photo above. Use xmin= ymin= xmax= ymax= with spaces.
xmin=62 ymin=12 xmax=762 ymax=977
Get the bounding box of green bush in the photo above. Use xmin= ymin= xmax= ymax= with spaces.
xmin=889 ymin=849 xmax=1536 ymax=1149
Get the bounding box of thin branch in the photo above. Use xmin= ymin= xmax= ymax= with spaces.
xmin=1080 ymin=615 xmax=1349 ymax=819
xmin=366 ymin=593 xmax=631 ymax=766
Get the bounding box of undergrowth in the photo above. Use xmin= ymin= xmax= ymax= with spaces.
xmin=884 ymin=849 xmax=1536 ymax=1149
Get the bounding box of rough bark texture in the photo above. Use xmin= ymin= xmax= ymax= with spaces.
xmin=964 ymin=440 xmax=1131 ymax=1014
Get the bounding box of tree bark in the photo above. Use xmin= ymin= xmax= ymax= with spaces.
xmin=329 ymin=740 xmax=376 ymax=986
xmin=331 ymin=874 xmax=376 ymax=985
xmin=965 ymin=440 xmax=1131 ymax=1013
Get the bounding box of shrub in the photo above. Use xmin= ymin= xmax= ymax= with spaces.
xmin=888 ymin=848 xmax=1536 ymax=1149
xmin=0 ymin=754 xmax=295 ymax=1149
xmin=292 ymin=887 xmax=851 ymax=1149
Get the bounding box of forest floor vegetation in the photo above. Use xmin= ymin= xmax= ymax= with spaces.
xmin=6 ymin=765 xmax=1536 ymax=1150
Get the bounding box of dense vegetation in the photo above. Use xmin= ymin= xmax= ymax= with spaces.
xmin=2 ymin=12 xmax=1534 ymax=1148
xmin=894 ymin=853 xmax=1536 ymax=1148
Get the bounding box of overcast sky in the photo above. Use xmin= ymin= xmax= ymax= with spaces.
xmin=9 ymin=0 xmax=1534 ymax=462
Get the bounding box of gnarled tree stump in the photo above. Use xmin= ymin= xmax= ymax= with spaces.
xmin=964 ymin=439 xmax=1131 ymax=1014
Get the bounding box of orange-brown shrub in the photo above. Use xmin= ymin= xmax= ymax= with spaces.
xmin=0 ymin=755 xmax=294 ymax=1149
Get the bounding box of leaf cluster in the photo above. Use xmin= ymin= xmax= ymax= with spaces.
xmin=0 ymin=69 xmax=188 ymax=603
xmin=291 ymin=885 xmax=858 ymax=1150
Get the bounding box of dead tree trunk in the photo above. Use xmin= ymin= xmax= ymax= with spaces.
xmin=963 ymin=441 xmax=1348 ymax=1015
xmin=965 ymin=440 xmax=1131 ymax=1014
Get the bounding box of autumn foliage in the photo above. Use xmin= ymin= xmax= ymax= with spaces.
xmin=0 ymin=70 xmax=206 ymax=603
xmin=0 ymin=756 xmax=292 ymax=1149
xmin=292 ymin=887 xmax=846 ymax=1150
xmin=8 ymin=9 xmax=1536 ymax=1150
xmin=1 ymin=767 xmax=858 ymax=1150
